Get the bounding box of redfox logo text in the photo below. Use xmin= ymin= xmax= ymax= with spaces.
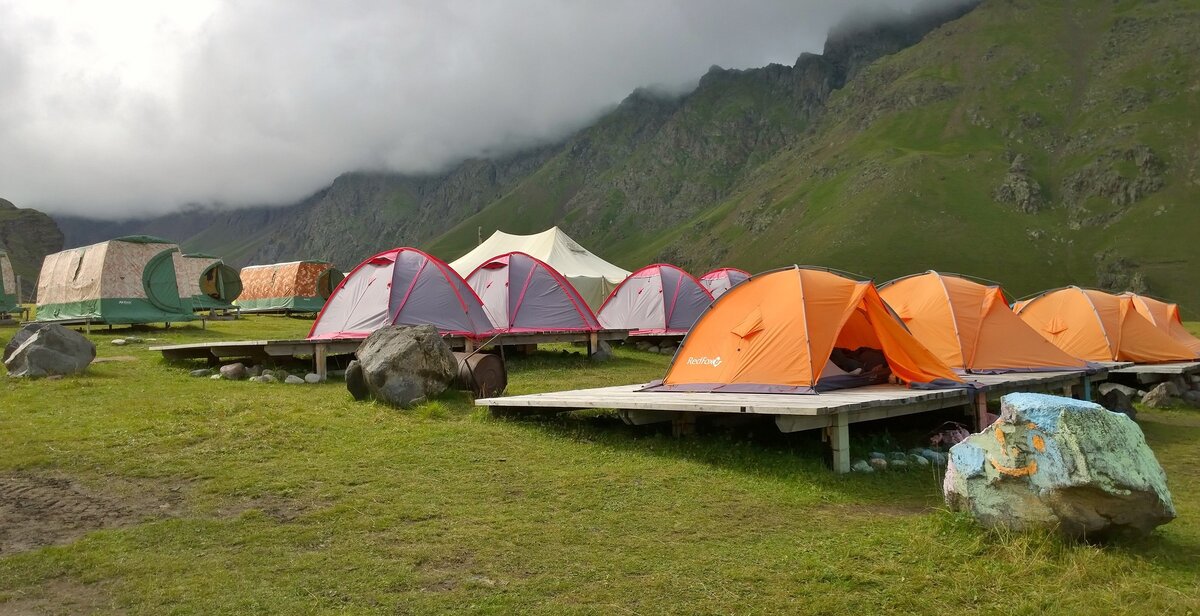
xmin=686 ymin=356 xmax=722 ymax=367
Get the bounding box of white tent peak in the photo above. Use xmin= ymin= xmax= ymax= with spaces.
xmin=449 ymin=227 xmax=630 ymax=309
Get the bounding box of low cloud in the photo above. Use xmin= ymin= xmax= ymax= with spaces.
xmin=0 ymin=0 xmax=930 ymax=217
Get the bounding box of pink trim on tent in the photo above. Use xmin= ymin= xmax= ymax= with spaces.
xmin=466 ymin=250 xmax=601 ymax=332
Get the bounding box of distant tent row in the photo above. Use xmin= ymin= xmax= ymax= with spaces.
xmin=0 ymin=248 xmax=17 ymax=314
xmin=1013 ymin=287 xmax=1199 ymax=363
xmin=177 ymin=253 xmax=242 ymax=311
xmin=237 ymin=261 xmax=343 ymax=313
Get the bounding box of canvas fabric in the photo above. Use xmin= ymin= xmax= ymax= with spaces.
xmin=309 ymin=248 xmax=495 ymax=340
xmin=1124 ymin=293 xmax=1200 ymax=356
xmin=449 ymin=227 xmax=629 ymax=309
xmin=238 ymin=261 xmax=334 ymax=311
xmin=880 ymin=272 xmax=1087 ymax=372
xmin=597 ymin=264 xmax=712 ymax=334
xmin=1016 ymin=287 xmax=1196 ymax=363
xmin=650 ymin=267 xmax=962 ymax=393
xmin=700 ymin=268 xmax=750 ymax=299
xmin=467 ymin=252 xmax=600 ymax=331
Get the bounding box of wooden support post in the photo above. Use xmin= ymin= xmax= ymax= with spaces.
xmin=1082 ymin=376 xmax=1092 ymax=401
xmin=463 ymin=338 xmax=477 ymax=353
xmin=314 ymin=344 xmax=328 ymax=382
xmin=587 ymin=331 xmax=599 ymax=356
xmin=827 ymin=413 xmax=850 ymax=474
xmin=1061 ymin=383 xmax=1073 ymax=398
xmin=974 ymin=391 xmax=990 ymax=432
xmin=671 ymin=412 xmax=696 ymax=437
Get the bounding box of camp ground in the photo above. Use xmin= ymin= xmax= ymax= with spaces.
xmin=478 ymin=268 xmax=1117 ymax=472
xmin=698 ymin=267 xmax=750 ymax=299
xmin=597 ymin=263 xmax=713 ymax=338
xmin=0 ymin=247 xmax=18 ymax=320
xmin=450 ymin=227 xmax=630 ymax=310
xmin=34 ymin=236 xmax=198 ymax=327
xmin=176 ymin=253 xmax=243 ymax=317
xmin=236 ymin=260 xmax=343 ymax=314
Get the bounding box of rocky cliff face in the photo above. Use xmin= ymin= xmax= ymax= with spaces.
xmin=0 ymin=198 xmax=64 ymax=299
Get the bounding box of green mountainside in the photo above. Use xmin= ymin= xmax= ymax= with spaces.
xmin=52 ymin=0 xmax=1200 ymax=312
xmin=0 ymin=198 xmax=64 ymax=300
xmin=427 ymin=0 xmax=1200 ymax=311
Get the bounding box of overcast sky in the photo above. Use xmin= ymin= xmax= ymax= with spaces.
xmin=0 ymin=0 xmax=925 ymax=218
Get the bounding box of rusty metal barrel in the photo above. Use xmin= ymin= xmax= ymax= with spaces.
xmin=453 ymin=351 xmax=507 ymax=397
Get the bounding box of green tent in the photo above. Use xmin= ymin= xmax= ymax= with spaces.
xmin=178 ymin=253 xmax=243 ymax=310
xmin=36 ymin=236 xmax=197 ymax=324
xmin=0 ymin=248 xmax=17 ymax=314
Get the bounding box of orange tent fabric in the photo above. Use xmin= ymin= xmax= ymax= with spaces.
xmin=1123 ymin=293 xmax=1200 ymax=356
xmin=879 ymin=272 xmax=1087 ymax=373
xmin=651 ymin=267 xmax=962 ymax=393
xmin=1014 ymin=287 xmax=1197 ymax=363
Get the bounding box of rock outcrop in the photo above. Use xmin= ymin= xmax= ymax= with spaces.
xmin=3 ymin=323 xmax=96 ymax=378
xmin=349 ymin=325 xmax=458 ymax=408
xmin=0 ymin=199 xmax=65 ymax=300
xmin=944 ymin=393 xmax=1174 ymax=539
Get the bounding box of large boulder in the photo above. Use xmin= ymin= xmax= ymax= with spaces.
xmin=350 ymin=325 xmax=457 ymax=408
xmin=1141 ymin=382 xmax=1177 ymax=409
xmin=3 ymin=323 xmax=96 ymax=378
xmin=944 ymin=393 xmax=1174 ymax=539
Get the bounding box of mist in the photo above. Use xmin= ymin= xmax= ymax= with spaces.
xmin=0 ymin=0 xmax=935 ymax=218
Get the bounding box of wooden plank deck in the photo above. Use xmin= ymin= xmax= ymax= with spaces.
xmin=1109 ymin=361 xmax=1200 ymax=376
xmin=476 ymin=369 xmax=1106 ymax=474
xmin=150 ymin=329 xmax=631 ymax=380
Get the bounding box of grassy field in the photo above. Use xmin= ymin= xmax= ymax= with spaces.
xmin=0 ymin=317 xmax=1198 ymax=614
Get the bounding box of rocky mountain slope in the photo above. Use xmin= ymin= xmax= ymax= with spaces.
xmin=53 ymin=0 xmax=1200 ymax=311
xmin=0 ymin=199 xmax=64 ymax=300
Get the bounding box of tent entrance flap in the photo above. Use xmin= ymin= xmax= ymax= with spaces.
xmin=143 ymin=249 xmax=184 ymax=312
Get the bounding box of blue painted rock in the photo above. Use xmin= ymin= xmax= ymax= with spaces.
xmin=944 ymin=393 xmax=1175 ymax=539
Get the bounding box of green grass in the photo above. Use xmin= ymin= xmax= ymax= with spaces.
xmin=0 ymin=317 xmax=1198 ymax=613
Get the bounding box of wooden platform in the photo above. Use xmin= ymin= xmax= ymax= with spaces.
xmin=151 ymin=329 xmax=630 ymax=380
xmin=1110 ymin=360 xmax=1200 ymax=378
xmin=476 ymin=368 xmax=1112 ymax=473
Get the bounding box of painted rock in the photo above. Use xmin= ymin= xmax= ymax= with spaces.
xmin=944 ymin=393 xmax=1175 ymax=539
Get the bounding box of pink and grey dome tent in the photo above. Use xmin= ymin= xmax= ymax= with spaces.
xmin=597 ymin=264 xmax=713 ymax=335
xmin=466 ymin=252 xmax=601 ymax=332
xmin=699 ymin=267 xmax=750 ymax=299
xmin=308 ymin=248 xmax=496 ymax=340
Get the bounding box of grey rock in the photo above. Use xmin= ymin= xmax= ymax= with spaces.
xmin=345 ymin=360 xmax=369 ymax=401
xmin=219 ymin=362 xmax=247 ymax=381
xmin=246 ymin=365 xmax=263 ymax=378
xmin=1182 ymin=390 xmax=1200 ymax=408
xmin=304 ymin=373 xmax=321 ymax=384
xmin=111 ymin=339 xmax=127 ymax=346
xmin=352 ymin=325 xmax=457 ymax=408
xmin=189 ymin=368 xmax=214 ymax=377
xmin=868 ymin=451 xmax=886 ymax=460
xmin=908 ymin=454 xmax=931 ymax=467
xmin=659 ymin=346 xmax=675 ymax=355
xmin=260 ymin=374 xmax=278 ymax=383
xmin=124 ymin=336 xmax=144 ymax=343
xmin=1098 ymin=382 xmax=1141 ymax=398
xmin=1099 ymin=388 xmax=1137 ymax=420
xmin=590 ymin=340 xmax=614 ymax=362
xmin=850 ymin=460 xmax=873 ymax=473
xmin=868 ymin=458 xmax=888 ymax=471
xmin=888 ymin=451 xmax=907 ymax=462
xmin=1142 ymin=382 xmax=1177 ymax=408
xmin=285 ymin=375 xmax=305 ymax=384
xmin=647 ymin=346 xmax=660 ymax=354
xmin=3 ymin=323 xmax=96 ymax=378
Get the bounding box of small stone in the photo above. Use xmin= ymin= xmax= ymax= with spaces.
xmin=868 ymin=451 xmax=886 ymax=460
xmin=189 ymin=368 xmax=213 ymax=377
xmin=1098 ymin=382 xmax=1141 ymax=398
xmin=246 ymin=365 xmax=263 ymax=378
xmin=1142 ymin=382 xmax=1176 ymax=408
xmin=890 ymin=458 xmax=909 ymax=470
xmin=125 ymin=336 xmax=144 ymax=343
xmin=907 ymin=447 xmax=925 ymax=456
xmin=590 ymin=340 xmax=614 ymax=362
xmin=285 ymin=375 xmax=304 ymax=384
xmin=888 ymin=451 xmax=907 ymax=462
xmin=851 ymin=460 xmax=873 ymax=473
xmin=868 ymin=458 xmax=888 ymax=471
xmin=111 ymin=339 xmax=127 ymax=346
xmin=219 ymin=362 xmax=247 ymax=381
xmin=1182 ymin=390 xmax=1200 ymax=408
xmin=304 ymin=373 xmax=321 ymax=384
xmin=210 ymin=374 xmax=222 ymax=380
xmin=647 ymin=346 xmax=660 ymax=354
xmin=260 ymin=374 xmax=278 ymax=383
xmin=660 ymin=347 xmax=674 ymax=355
xmin=909 ymin=454 xmax=930 ymax=467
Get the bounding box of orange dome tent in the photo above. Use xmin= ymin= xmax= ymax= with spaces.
xmin=1122 ymin=293 xmax=1200 ymax=356
xmin=879 ymin=271 xmax=1088 ymax=373
xmin=1013 ymin=287 xmax=1197 ymax=363
xmin=648 ymin=267 xmax=963 ymax=394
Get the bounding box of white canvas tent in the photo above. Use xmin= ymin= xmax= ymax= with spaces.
xmin=449 ymin=227 xmax=630 ymax=309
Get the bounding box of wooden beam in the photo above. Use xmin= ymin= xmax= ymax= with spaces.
xmin=314 ymin=344 xmax=328 ymax=382
xmin=827 ymin=413 xmax=850 ymax=474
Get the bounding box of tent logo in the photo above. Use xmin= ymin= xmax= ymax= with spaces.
xmin=686 ymin=355 xmax=722 ymax=367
